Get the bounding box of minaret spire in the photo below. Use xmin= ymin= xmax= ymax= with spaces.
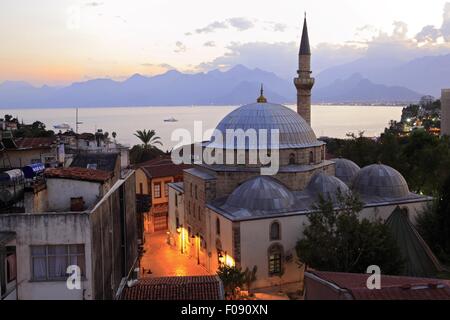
xmin=294 ymin=12 xmax=314 ymax=125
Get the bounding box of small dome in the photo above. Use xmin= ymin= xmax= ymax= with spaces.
xmin=352 ymin=164 xmax=410 ymax=199
xmin=307 ymin=172 xmax=350 ymax=202
xmin=224 ymin=176 xmax=295 ymax=212
xmin=208 ymin=102 xmax=323 ymax=149
xmin=332 ymin=158 xmax=360 ymax=186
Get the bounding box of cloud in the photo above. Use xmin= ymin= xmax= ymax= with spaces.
xmin=174 ymin=41 xmax=187 ymax=53
xmin=272 ymin=23 xmax=287 ymax=32
xmin=195 ymin=21 xmax=228 ymax=34
xmin=227 ymin=17 xmax=254 ymax=31
xmin=84 ymin=2 xmax=103 ymax=7
xmin=203 ymin=41 xmax=216 ymax=47
xmin=193 ymin=17 xmax=255 ymax=34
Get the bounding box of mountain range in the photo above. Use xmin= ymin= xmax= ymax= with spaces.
xmin=2 ymin=53 xmax=450 ymax=108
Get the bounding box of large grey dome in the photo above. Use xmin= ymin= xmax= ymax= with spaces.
xmin=332 ymin=158 xmax=361 ymax=186
xmin=224 ymin=176 xmax=295 ymax=212
xmin=208 ymin=102 xmax=323 ymax=149
xmin=352 ymin=164 xmax=410 ymax=199
xmin=307 ymin=172 xmax=350 ymax=202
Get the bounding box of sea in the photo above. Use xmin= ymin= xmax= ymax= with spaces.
xmin=2 ymin=105 xmax=403 ymax=150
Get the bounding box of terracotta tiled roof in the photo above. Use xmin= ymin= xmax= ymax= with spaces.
xmin=308 ymin=271 xmax=450 ymax=300
xmin=136 ymin=157 xmax=192 ymax=179
xmin=120 ymin=276 xmax=224 ymax=300
xmin=14 ymin=137 xmax=56 ymax=149
xmin=45 ymin=167 xmax=112 ymax=183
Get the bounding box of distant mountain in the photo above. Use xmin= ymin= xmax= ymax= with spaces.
xmin=0 ymin=65 xmax=294 ymax=108
xmin=316 ymin=54 xmax=450 ymax=97
xmin=313 ymin=73 xmax=423 ymax=103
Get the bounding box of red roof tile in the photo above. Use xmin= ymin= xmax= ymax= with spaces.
xmin=45 ymin=167 xmax=112 ymax=183
xmin=14 ymin=137 xmax=56 ymax=149
xmin=308 ymin=271 xmax=450 ymax=300
xmin=136 ymin=157 xmax=192 ymax=179
xmin=120 ymin=276 xmax=224 ymax=300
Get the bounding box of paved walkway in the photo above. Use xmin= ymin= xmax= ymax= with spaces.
xmin=140 ymin=232 xmax=211 ymax=277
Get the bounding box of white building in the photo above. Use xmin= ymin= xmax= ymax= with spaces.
xmin=0 ymin=154 xmax=139 ymax=300
xmin=166 ymin=16 xmax=432 ymax=290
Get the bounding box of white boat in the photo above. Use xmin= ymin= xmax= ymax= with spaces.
xmin=53 ymin=123 xmax=71 ymax=130
xmin=164 ymin=117 xmax=178 ymax=122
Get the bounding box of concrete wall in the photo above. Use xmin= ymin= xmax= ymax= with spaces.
xmin=0 ymin=213 xmax=93 ymax=300
xmin=46 ymin=178 xmax=102 ymax=212
xmin=89 ymin=171 xmax=138 ymax=300
xmin=239 ymin=215 xmax=308 ymax=289
xmin=0 ymin=148 xmax=51 ymax=169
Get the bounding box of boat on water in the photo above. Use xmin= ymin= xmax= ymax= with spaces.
xmin=53 ymin=123 xmax=71 ymax=130
xmin=164 ymin=117 xmax=178 ymax=122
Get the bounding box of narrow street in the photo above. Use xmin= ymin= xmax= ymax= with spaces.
xmin=140 ymin=232 xmax=211 ymax=277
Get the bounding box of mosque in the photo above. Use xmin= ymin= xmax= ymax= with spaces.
xmin=167 ymin=16 xmax=431 ymax=289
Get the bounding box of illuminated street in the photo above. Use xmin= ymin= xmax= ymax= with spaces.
xmin=140 ymin=232 xmax=211 ymax=278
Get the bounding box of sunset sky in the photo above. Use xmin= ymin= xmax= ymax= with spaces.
xmin=1 ymin=0 xmax=450 ymax=85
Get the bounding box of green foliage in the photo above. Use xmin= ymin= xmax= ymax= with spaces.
xmin=129 ymin=144 xmax=166 ymax=164
xmin=296 ymin=191 xmax=404 ymax=274
xmin=134 ymin=129 xmax=162 ymax=149
xmin=217 ymin=265 xmax=245 ymax=297
xmin=243 ymin=266 xmax=257 ymax=291
xmin=416 ymin=174 xmax=450 ymax=265
xmin=14 ymin=120 xmax=55 ymax=138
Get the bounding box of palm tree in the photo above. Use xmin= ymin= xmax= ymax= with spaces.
xmin=134 ymin=129 xmax=163 ymax=149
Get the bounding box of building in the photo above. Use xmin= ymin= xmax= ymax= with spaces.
xmin=441 ymin=88 xmax=450 ymax=136
xmin=0 ymin=135 xmax=64 ymax=169
xmin=0 ymin=154 xmax=139 ymax=300
xmin=119 ymin=275 xmax=224 ymax=300
xmin=304 ymin=271 xmax=450 ymax=300
xmin=135 ymin=157 xmax=191 ymax=233
xmin=167 ymin=16 xmax=432 ymax=290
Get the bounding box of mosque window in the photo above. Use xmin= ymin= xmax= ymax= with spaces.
xmin=270 ymin=221 xmax=281 ymax=241
xmin=216 ymin=218 xmax=221 ymax=235
xmin=289 ymin=153 xmax=296 ymax=165
xmin=309 ymin=151 xmax=314 ymax=164
xmin=268 ymin=243 xmax=283 ymax=276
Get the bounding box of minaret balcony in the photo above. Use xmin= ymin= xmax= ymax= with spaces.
xmin=294 ymin=77 xmax=315 ymax=90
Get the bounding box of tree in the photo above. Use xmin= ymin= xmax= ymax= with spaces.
xmin=134 ymin=129 xmax=162 ymax=149
xmin=216 ymin=265 xmax=245 ymax=299
xmin=243 ymin=266 xmax=257 ymax=293
xmin=416 ymin=174 xmax=450 ymax=264
xmin=112 ymin=131 xmax=117 ymax=142
xmin=296 ymin=191 xmax=404 ymax=275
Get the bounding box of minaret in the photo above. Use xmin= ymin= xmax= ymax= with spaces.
xmin=294 ymin=13 xmax=314 ymax=125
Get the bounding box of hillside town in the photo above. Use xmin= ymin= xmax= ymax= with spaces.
xmin=2 ymin=14 xmax=450 ymax=302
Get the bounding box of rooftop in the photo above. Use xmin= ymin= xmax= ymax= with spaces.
xmin=45 ymin=167 xmax=112 ymax=183
xmin=70 ymin=152 xmax=119 ymax=172
xmin=13 ymin=137 xmax=56 ymax=150
xmin=306 ymin=271 xmax=450 ymax=300
xmin=137 ymin=157 xmax=192 ymax=179
xmin=120 ymin=276 xmax=224 ymax=300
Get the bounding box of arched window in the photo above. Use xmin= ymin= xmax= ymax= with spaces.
xmin=270 ymin=221 xmax=281 ymax=241
xmin=321 ymin=147 xmax=325 ymax=161
xmin=268 ymin=243 xmax=283 ymax=276
xmin=216 ymin=218 xmax=221 ymax=235
xmin=289 ymin=153 xmax=296 ymax=165
xmin=309 ymin=151 xmax=314 ymax=164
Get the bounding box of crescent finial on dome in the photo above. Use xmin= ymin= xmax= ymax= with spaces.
xmin=257 ymin=83 xmax=267 ymax=103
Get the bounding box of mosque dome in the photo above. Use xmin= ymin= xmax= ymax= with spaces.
xmin=352 ymin=164 xmax=410 ymax=199
xmin=224 ymin=176 xmax=295 ymax=212
xmin=207 ymin=101 xmax=323 ymax=150
xmin=331 ymin=158 xmax=361 ymax=186
xmin=307 ymin=172 xmax=350 ymax=202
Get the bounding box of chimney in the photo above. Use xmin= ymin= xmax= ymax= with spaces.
xmin=441 ymin=89 xmax=450 ymax=137
xmin=70 ymin=197 xmax=85 ymax=211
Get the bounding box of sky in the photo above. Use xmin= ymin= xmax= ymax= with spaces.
xmin=1 ymin=0 xmax=450 ymax=85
